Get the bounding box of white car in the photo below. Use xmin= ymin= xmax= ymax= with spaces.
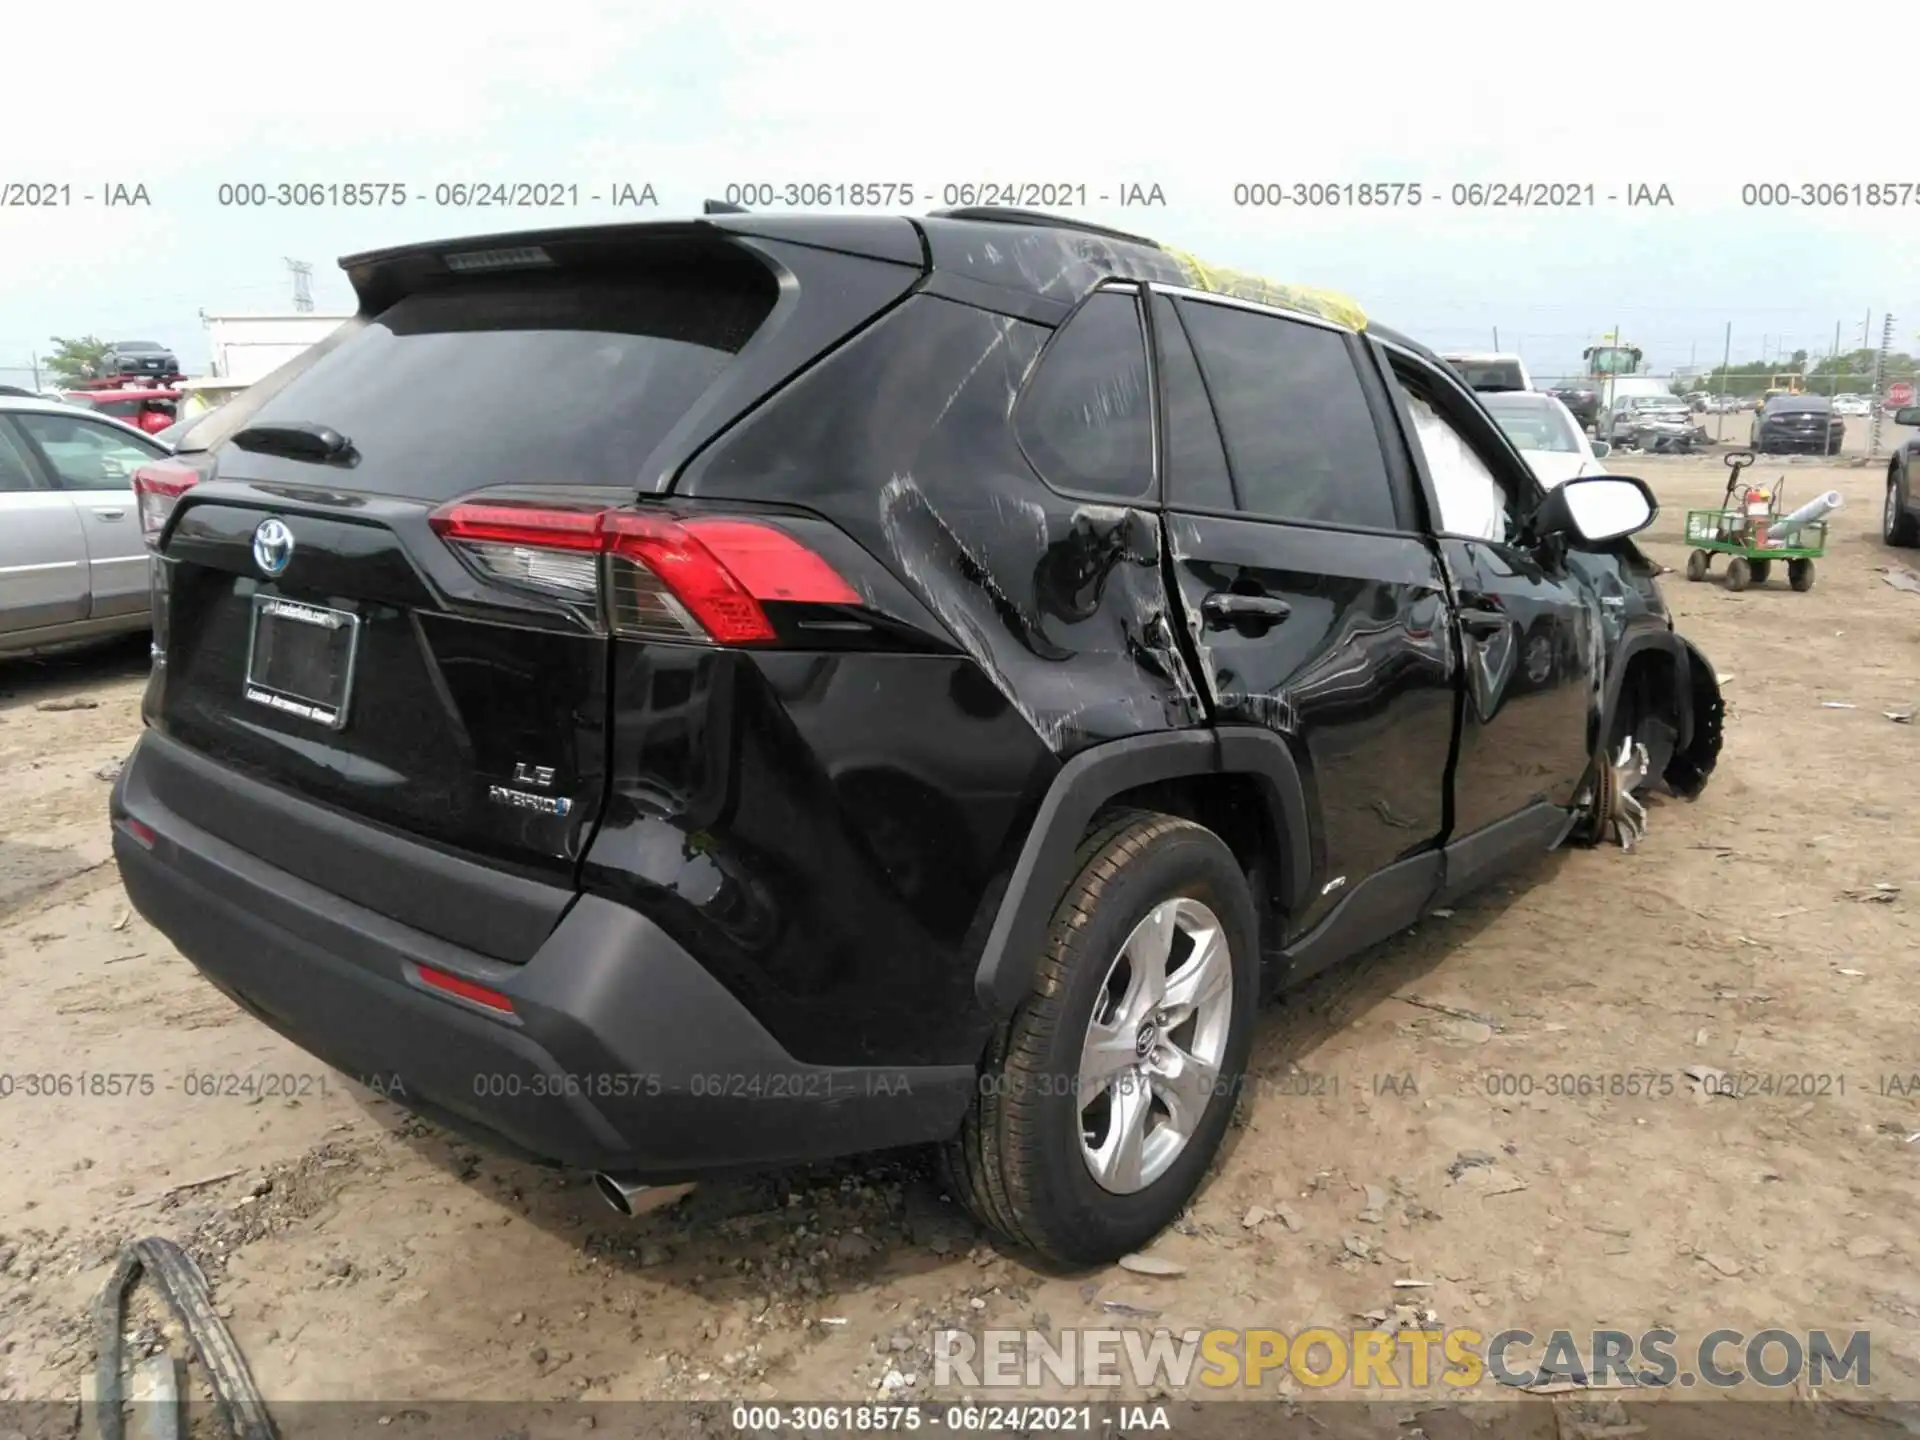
xmin=1833 ymin=396 xmax=1871 ymax=417
xmin=1481 ymin=390 xmax=1612 ymax=486
xmin=0 ymin=395 xmax=169 ymax=653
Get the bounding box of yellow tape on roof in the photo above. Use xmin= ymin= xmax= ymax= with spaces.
xmin=1165 ymin=248 xmax=1367 ymax=331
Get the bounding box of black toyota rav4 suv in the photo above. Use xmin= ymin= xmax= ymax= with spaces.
xmin=114 ymin=209 xmax=1723 ymax=1267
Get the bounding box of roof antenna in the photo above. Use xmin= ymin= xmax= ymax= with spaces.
xmin=702 ymin=199 xmax=749 ymax=215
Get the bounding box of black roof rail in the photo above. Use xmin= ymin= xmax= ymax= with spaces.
xmin=925 ymin=206 xmax=1163 ymax=250
xmin=702 ymin=199 xmax=750 ymax=215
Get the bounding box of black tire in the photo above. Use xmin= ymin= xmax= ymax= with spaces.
xmin=1886 ymin=470 xmax=1919 ymax=548
xmin=938 ymin=811 xmax=1259 ymax=1267
xmin=1684 ymin=550 xmax=1710 ymax=582
xmin=1747 ymin=558 xmax=1772 ymax=585
xmin=1725 ymin=556 xmax=1751 ymax=592
xmin=1789 ymin=558 xmax=1815 ymax=592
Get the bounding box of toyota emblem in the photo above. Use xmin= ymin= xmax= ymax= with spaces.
xmin=252 ymin=519 xmax=294 ymax=577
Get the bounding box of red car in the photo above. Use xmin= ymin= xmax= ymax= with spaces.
xmin=59 ymin=386 xmax=178 ymax=436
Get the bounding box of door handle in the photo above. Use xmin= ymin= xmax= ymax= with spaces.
xmin=92 ymin=508 xmax=127 ymax=520
xmin=1202 ymin=592 xmax=1292 ymax=626
xmin=1457 ymin=608 xmax=1508 ymax=636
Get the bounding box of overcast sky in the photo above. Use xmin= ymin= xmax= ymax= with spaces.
xmin=4 ymin=0 xmax=1914 ymax=386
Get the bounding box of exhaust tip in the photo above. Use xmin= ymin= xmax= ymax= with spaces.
xmin=594 ymin=1172 xmax=645 ymax=1216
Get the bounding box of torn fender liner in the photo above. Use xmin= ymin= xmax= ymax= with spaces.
xmin=93 ymin=1236 xmax=277 ymax=1440
xmin=1666 ymin=638 xmax=1724 ymax=799
xmin=1162 ymin=247 xmax=1369 ymax=331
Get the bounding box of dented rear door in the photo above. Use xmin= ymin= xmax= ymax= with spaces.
xmin=1148 ymin=290 xmax=1455 ymax=937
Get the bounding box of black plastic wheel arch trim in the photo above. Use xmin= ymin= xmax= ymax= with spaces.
xmin=971 ymin=727 xmax=1313 ymax=1013
xmin=1601 ymin=628 xmax=1696 ymax=758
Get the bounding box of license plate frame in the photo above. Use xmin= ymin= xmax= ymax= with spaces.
xmin=242 ymin=593 xmax=361 ymax=731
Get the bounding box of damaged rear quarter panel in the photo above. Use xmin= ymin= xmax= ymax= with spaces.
xmin=678 ymin=293 xmax=1206 ymax=754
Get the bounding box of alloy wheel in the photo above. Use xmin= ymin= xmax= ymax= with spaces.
xmin=1077 ymin=898 xmax=1234 ymax=1195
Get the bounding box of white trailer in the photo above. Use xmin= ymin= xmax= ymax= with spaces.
xmin=201 ymin=312 xmax=353 ymax=384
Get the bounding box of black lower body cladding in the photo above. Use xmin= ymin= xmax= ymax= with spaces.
xmin=111 ymin=733 xmax=976 ymax=1178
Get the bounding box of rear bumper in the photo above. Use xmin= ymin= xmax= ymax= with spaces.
xmin=1758 ymin=432 xmax=1844 ymax=453
xmin=111 ymin=733 xmax=975 ymax=1179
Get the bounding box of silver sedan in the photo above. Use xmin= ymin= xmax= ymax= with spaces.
xmin=0 ymin=395 xmax=171 ymax=655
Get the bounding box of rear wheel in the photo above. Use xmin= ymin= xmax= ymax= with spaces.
xmin=940 ymin=812 xmax=1258 ymax=1267
xmin=1684 ymin=550 xmax=1710 ymax=582
xmin=1725 ymin=556 xmax=1752 ymax=591
xmin=1747 ymin=558 xmax=1772 ymax=585
xmin=1789 ymin=558 xmax=1815 ymax=592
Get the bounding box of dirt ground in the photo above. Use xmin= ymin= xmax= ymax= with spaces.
xmin=3 ymin=447 xmax=1920 ymax=1419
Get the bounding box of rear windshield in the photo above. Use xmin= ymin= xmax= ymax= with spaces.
xmin=1483 ymin=396 xmax=1581 ymax=453
xmin=1452 ymin=360 xmax=1526 ymax=392
xmin=219 ymin=267 xmax=777 ymax=498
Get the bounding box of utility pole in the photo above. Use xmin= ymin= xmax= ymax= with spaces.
xmin=285 ymin=258 xmax=315 ymax=314
xmin=28 ymin=352 xmax=40 ymax=390
xmin=1870 ymin=312 xmax=1895 ymax=459
xmin=1715 ymin=321 xmax=1731 ymax=443
xmin=1832 ymin=320 xmax=1842 ymax=394
xmin=1602 ymin=321 xmax=1622 ymax=420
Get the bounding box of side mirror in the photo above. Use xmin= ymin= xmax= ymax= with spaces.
xmin=1533 ymin=474 xmax=1657 ymax=547
xmin=1590 ymin=440 xmax=1612 ymax=458
xmin=1895 ymin=406 xmax=1920 ymax=427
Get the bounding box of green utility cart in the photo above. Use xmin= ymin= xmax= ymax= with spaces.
xmin=1682 ymin=451 xmax=1826 ymax=593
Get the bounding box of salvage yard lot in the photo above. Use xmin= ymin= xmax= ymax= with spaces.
xmin=2 ymin=451 xmax=1918 ymax=1409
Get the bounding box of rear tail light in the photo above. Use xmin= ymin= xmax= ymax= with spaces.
xmin=427 ymin=500 xmax=861 ymax=645
xmin=133 ymin=461 xmax=201 ymax=546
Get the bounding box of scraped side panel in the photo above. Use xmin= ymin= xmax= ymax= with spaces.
xmin=678 ymin=293 xmax=1205 ymax=756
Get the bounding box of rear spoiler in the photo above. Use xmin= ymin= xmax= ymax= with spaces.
xmin=338 ymin=216 xmax=925 ymax=314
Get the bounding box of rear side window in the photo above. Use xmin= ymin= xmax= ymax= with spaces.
xmin=1150 ymin=293 xmax=1234 ymax=512
xmin=1177 ymin=299 xmax=1395 ymax=530
xmin=1014 ymin=290 xmax=1154 ymax=501
xmin=12 ymin=411 xmax=163 ymax=491
xmin=228 ymin=264 xmax=777 ymax=497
